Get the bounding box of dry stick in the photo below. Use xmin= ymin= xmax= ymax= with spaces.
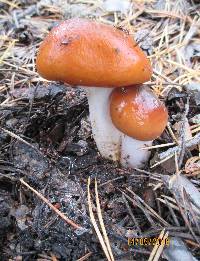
xmin=173 ymin=191 xmax=200 ymax=246
xmin=19 ymin=178 xmax=81 ymax=230
xmin=161 ymin=195 xmax=176 ymax=204
xmin=99 ymin=176 xmax=124 ymax=187
xmin=178 ymin=97 xmax=190 ymax=168
xmin=153 ymin=226 xmax=197 ymax=233
xmin=158 ymin=197 xmax=179 ymax=211
xmin=122 ymin=194 xmax=142 ymax=235
xmin=151 ymin=231 xmax=169 ymax=261
xmin=121 ymin=191 xmax=156 ymax=228
xmin=175 ymin=151 xmax=180 ymax=175
xmin=151 ymin=154 xmax=175 ymax=169
xmin=142 ymin=142 xmax=175 ymax=150
xmin=164 ymin=199 xmax=180 ymax=226
xmin=133 ymin=168 xmax=162 ymax=179
xmin=167 ymin=123 xmax=179 ymax=145
xmin=145 ymin=9 xmax=185 ymax=19
xmin=168 ymin=232 xmax=200 ymax=241
xmin=95 ymin=179 xmax=115 ymax=261
xmin=1 ymin=128 xmax=43 ymax=157
xmin=148 ymin=229 xmax=166 ymax=261
xmin=155 ymin=194 xmax=162 ymax=219
xmin=87 ymin=177 xmax=112 ymax=261
xmin=181 ymin=191 xmax=200 ymax=246
xmin=158 ymin=132 xmax=200 ymax=160
xmin=1 ymin=128 xmax=37 ymax=151
xmin=77 ymin=252 xmax=93 ymax=261
xmin=185 ymin=239 xmax=200 ymax=248
xmin=182 ymin=188 xmax=200 ymax=241
xmin=126 ymin=188 xmax=170 ymax=227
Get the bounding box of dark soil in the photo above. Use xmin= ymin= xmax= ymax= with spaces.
xmin=0 ymin=84 xmax=154 ymax=260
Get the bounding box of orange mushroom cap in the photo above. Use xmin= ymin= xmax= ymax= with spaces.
xmin=36 ymin=18 xmax=152 ymax=87
xmin=110 ymin=86 xmax=168 ymax=141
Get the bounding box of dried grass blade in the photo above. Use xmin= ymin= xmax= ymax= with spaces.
xmin=148 ymin=229 xmax=166 ymax=261
xmin=87 ymin=177 xmax=112 ymax=261
xmin=152 ymin=231 xmax=169 ymax=261
xmin=95 ymin=179 xmax=115 ymax=261
xmin=126 ymin=188 xmax=169 ymax=226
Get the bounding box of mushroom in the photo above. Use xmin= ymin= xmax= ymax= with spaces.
xmin=36 ymin=18 xmax=153 ymax=165
xmin=110 ymin=85 xmax=168 ymax=167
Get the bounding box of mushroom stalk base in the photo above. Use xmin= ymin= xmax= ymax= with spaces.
xmin=85 ymin=87 xmax=121 ymax=161
xmin=120 ymin=135 xmax=152 ymax=168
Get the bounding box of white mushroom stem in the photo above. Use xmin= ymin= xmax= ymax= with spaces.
xmin=84 ymin=86 xmax=152 ymax=167
xmin=85 ymin=87 xmax=121 ymax=161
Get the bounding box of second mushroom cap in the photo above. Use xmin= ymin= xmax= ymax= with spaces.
xmin=110 ymin=85 xmax=168 ymax=141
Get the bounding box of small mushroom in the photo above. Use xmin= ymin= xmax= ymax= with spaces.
xmin=36 ymin=18 xmax=153 ymax=166
xmin=110 ymin=85 xmax=168 ymax=167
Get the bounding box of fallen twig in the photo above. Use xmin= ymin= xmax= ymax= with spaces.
xmin=20 ymin=178 xmax=81 ymax=230
xmin=148 ymin=229 xmax=168 ymax=261
xmin=87 ymin=177 xmax=114 ymax=261
xmin=158 ymin=132 xmax=200 ymax=160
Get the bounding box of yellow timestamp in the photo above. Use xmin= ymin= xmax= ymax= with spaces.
xmin=128 ymin=237 xmax=170 ymax=246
